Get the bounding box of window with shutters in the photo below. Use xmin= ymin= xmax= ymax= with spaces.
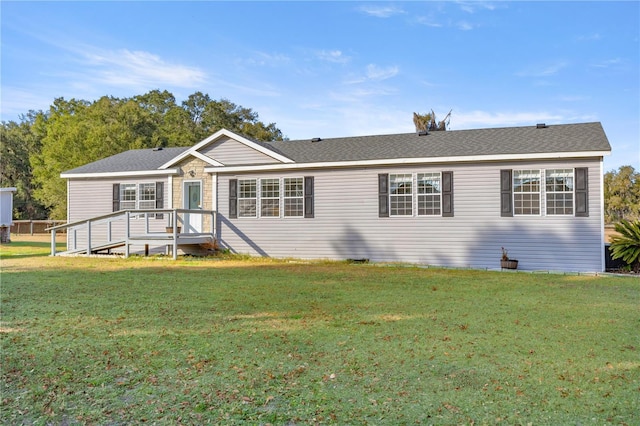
xmin=545 ymin=169 xmax=574 ymax=215
xmin=501 ymin=168 xmax=588 ymax=217
xmin=513 ymin=170 xmax=541 ymax=215
xmin=284 ymin=177 xmax=304 ymax=217
xmin=382 ymin=172 xmax=453 ymax=217
xmin=230 ymin=176 xmax=313 ymax=219
xmin=238 ymin=179 xmax=257 ymax=218
xmin=390 ymin=174 xmax=413 ymax=216
xmin=417 ymin=173 xmax=441 ymax=215
xmin=113 ymin=182 xmax=164 ymax=218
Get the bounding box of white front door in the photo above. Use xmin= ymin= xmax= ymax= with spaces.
xmin=184 ymin=181 xmax=202 ymax=233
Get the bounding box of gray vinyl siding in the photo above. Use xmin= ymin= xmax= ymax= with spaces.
xmin=216 ymin=158 xmax=604 ymax=272
xmin=67 ymin=177 xmax=169 ymax=253
xmin=200 ymin=137 xmax=281 ymax=165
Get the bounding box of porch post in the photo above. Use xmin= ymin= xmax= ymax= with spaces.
xmin=51 ymin=229 xmax=57 ymax=256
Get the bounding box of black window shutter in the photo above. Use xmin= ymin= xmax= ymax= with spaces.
xmin=500 ymin=169 xmax=513 ymax=217
xmin=442 ymin=171 xmax=454 ymax=217
xmin=229 ymin=179 xmax=238 ymax=219
xmin=378 ymin=174 xmax=389 ymax=217
xmin=575 ymin=167 xmax=589 ymax=217
xmin=155 ymin=182 xmax=164 ymax=219
xmin=113 ymin=183 xmax=120 ymax=212
xmin=304 ymin=176 xmax=314 ymax=218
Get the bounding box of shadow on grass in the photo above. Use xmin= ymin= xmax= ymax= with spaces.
xmin=0 ymin=241 xmax=65 ymax=259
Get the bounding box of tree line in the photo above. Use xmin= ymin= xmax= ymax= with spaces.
xmin=1 ymin=90 xmax=284 ymax=219
xmin=1 ymin=92 xmax=638 ymax=222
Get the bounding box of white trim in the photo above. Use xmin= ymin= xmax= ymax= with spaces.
xmin=61 ymin=169 xmax=180 ymax=179
xmin=205 ymin=151 xmax=611 ymax=174
xmin=211 ymin=174 xmax=218 ymax=211
xmin=191 ymin=150 xmax=225 ymax=167
xmin=168 ymin=175 xmax=173 ymax=209
xmin=159 ymin=128 xmax=294 ymax=169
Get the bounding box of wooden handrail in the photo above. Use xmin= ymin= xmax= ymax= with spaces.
xmin=49 ymin=209 xmax=217 ymax=258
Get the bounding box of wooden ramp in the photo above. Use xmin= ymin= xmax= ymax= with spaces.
xmin=47 ymin=208 xmax=217 ymax=260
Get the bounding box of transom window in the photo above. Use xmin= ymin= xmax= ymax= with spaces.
xmin=390 ymin=174 xmax=413 ymax=216
xmin=417 ymin=173 xmax=441 ymax=216
xmin=238 ymin=179 xmax=257 ymax=218
xmin=513 ymin=170 xmax=541 ymax=215
xmin=284 ymin=178 xmax=304 ymax=217
xmin=261 ymin=179 xmax=280 ymax=217
xmin=546 ymin=169 xmax=574 ymax=215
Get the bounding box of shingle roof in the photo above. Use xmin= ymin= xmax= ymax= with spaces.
xmin=62 ymin=122 xmax=611 ymax=175
xmin=266 ymin=122 xmax=611 ymax=163
xmin=63 ymin=147 xmax=189 ymax=174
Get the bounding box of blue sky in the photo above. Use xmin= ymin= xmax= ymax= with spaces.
xmin=1 ymin=1 xmax=638 ymax=172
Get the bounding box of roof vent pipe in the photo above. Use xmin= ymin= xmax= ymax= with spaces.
xmin=311 ymin=137 xmax=322 ymax=142
xmin=418 ymin=130 xmax=428 ymax=136
xmin=536 ymin=123 xmax=547 ymax=129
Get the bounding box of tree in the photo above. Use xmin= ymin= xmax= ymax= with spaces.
xmin=413 ymin=109 xmax=452 ymax=133
xmin=604 ymin=165 xmax=640 ymax=224
xmin=27 ymin=91 xmax=284 ymax=219
xmin=0 ymin=113 xmax=48 ymax=219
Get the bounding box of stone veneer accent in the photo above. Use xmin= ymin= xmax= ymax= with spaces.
xmin=172 ymin=157 xmax=213 ymax=231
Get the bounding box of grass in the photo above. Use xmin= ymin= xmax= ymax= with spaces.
xmin=1 ymin=236 xmax=639 ymax=425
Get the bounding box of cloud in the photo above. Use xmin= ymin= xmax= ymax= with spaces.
xmin=316 ymin=50 xmax=350 ymax=64
xmin=358 ymin=5 xmax=405 ymax=18
xmin=516 ymin=61 xmax=568 ymax=77
xmin=456 ymin=21 xmax=475 ymax=31
xmin=456 ymin=1 xmax=497 ymax=13
xmin=241 ymin=51 xmax=291 ymax=67
xmin=366 ymin=64 xmax=399 ymax=81
xmin=590 ymin=58 xmax=623 ymax=68
xmin=83 ymin=48 xmax=207 ymax=88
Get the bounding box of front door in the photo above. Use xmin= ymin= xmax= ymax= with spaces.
xmin=184 ymin=181 xmax=202 ymax=233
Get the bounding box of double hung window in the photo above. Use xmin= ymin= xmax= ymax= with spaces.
xmin=284 ymin=178 xmax=304 ymax=217
xmin=513 ymin=170 xmax=541 ymax=215
xmin=261 ymin=179 xmax=280 ymax=217
xmin=238 ymin=179 xmax=257 ymax=218
xmin=389 ymin=174 xmax=413 ymax=216
xmin=546 ymin=169 xmax=574 ymax=215
xmin=417 ymin=173 xmax=441 ymax=216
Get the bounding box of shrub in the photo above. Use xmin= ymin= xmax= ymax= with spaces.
xmin=610 ymin=219 xmax=640 ymax=272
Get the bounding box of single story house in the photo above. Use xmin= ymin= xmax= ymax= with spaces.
xmin=60 ymin=122 xmax=611 ymax=272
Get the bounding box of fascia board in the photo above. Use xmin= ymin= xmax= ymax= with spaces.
xmin=205 ymin=150 xmax=611 ymax=174
xmin=159 ymin=128 xmax=293 ymax=169
xmin=61 ymin=169 xmax=181 ymax=179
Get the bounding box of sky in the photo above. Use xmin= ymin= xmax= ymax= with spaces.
xmin=1 ymin=1 xmax=638 ymax=172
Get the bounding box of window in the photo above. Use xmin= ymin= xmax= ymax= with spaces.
xmin=120 ymin=184 xmax=137 ymax=210
xmin=390 ymin=174 xmax=413 ymax=216
xmin=501 ymin=168 xmax=588 ymax=217
xmin=379 ymin=172 xmax=453 ymax=217
xmin=229 ymin=176 xmax=314 ymax=220
xmin=113 ymin=182 xmax=164 ymax=217
xmin=546 ymin=169 xmax=574 ymax=215
xmin=138 ymin=183 xmax=156 ymax=210
xmin=284 ymin=178 xmax=304 ymax=217
xmin=238 ymin=179 xmax=257 ymax=217
xmin=417 ymin=173 xmax=441 ymax=215
xmin=513 ymin=170 xmax=540 ymax=215
xmin=261 ymin=179 xmax=280 ymax=217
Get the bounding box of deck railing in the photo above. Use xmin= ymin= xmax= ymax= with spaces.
xmin=47 ymin=209 xmax=216 ymax=259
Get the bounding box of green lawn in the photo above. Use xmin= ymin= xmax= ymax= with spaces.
xmin=1 ymin=238 xmax=638 ymax=425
